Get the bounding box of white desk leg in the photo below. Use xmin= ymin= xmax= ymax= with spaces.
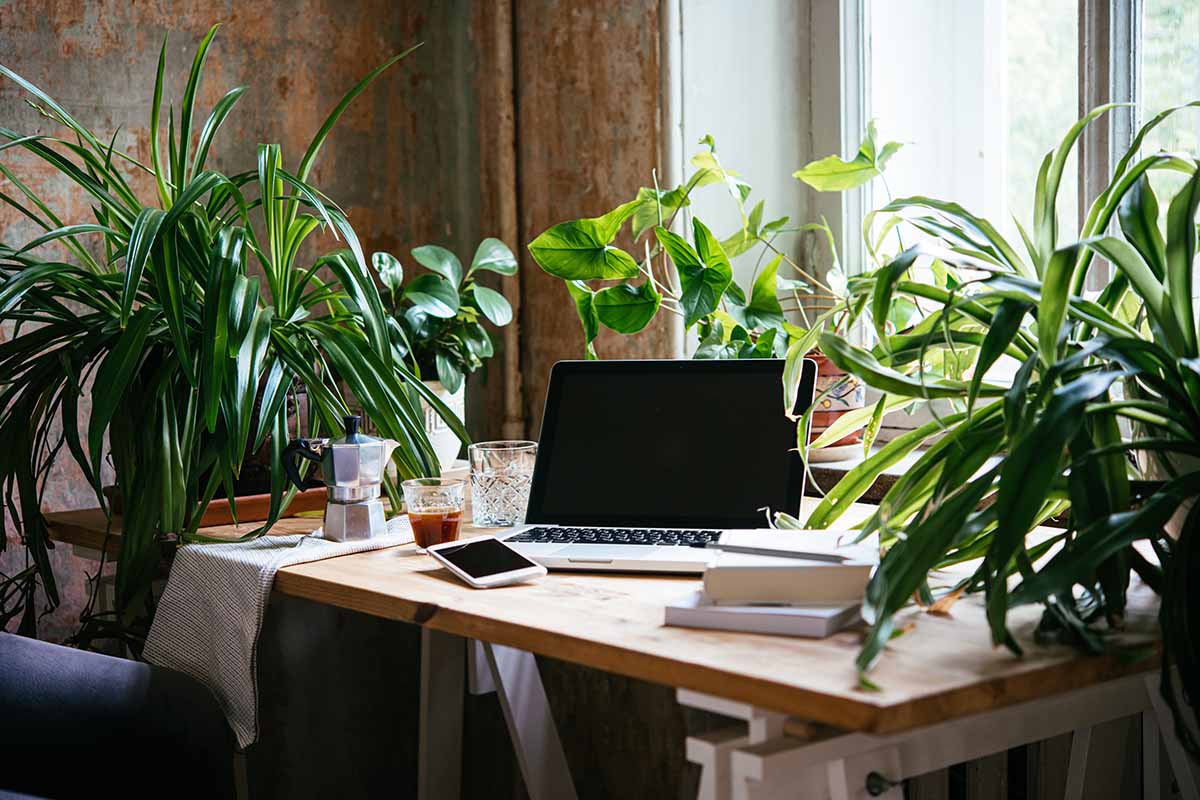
xmin=1144 ymin=673 xmax=1200 ymax=800
xmin=687 ymin=727 xmax=752 ymax=800
xmin=419 ymin=628 xmax=464 ymax=800
xmin=1063 ymin=726 xmax=1092 ymax=800
xmin=482 ymin=642 xmax=578 ymax=800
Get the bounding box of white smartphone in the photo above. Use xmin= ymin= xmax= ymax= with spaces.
xmin=426 ymin=536 xmax=548 ymax=588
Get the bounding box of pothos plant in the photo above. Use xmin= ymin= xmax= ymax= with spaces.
xmin=371 ymin=238 xmax=517 ymax=394
xmin=525 ymin=135 xmax=902 ymax=362
xmin=0 ymin=28 xmax=466 ymax=648
xmin=779 ymin=102 xmax=1200 ymax=749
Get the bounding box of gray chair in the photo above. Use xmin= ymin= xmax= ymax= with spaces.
xmin=0 ymin=632 xmax=235 ymax=799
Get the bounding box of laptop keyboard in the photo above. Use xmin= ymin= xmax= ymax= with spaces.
xmin=507 ymin=526 xmax=722 ymax=548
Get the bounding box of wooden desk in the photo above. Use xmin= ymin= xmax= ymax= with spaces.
xmin=45 ymin=502 xmax=1188 ymax=800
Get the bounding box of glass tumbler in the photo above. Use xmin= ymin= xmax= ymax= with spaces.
xmin=402 ymin=478 xmax=466 ymax=551
xmin=468 ymin=440 xmax=537 ymax=526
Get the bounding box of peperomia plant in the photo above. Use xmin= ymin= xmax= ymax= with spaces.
xmin=372 ymin=239 xmax=517 ymax=393
xmin=525 ymin=137 xmax=866 ymax=361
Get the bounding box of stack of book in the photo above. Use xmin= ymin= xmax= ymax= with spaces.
xmin=664 ymin=530 xmax=877 ymax=638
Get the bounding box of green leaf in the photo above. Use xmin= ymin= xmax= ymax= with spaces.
xmin=120 ymin=209 xmax=166 ymax=326
xmin=741 ymin=254 xmax=785 ymax=330
xmin=594 ymin=279 xmax=662 ymax=334
xmin=372 ymin=252 xmax=404 ymax=296
xmin=87 ymin=308 xmax=155 ymax=477
xmin=793 ymin=120 xmax=902 ymax=192
xmin=1164 ymin=162 xmax=1200 ymax=356
xmin=565 ymin=280 xmax=599 ymax=358
xmin=968 ymin=298 xmax=1030 ymax=413
xmin=405 ymin=274 xmax=460 ymax=319
xmin=1036 ymin=244 xmax=1081 ymax=367
xmin=1117 ymin=174 xmax=1166 ymax=280
xmin=436 ymin=351 xmax=464 ymax=393
xmin=820 ymin=333 xmax=1002 ymax=400
xmin=527 ymin=199 xmax=642 ymax=280
xmin=659 ymin=219 xmax=732 ymax=329
xmin=472 ymin=285 xmax=513 ymax=326
xmin=297 ymin=44 xmax=422 ymax=182
xmin=470 ymin=237 xmax=517 ymax=276
xmin=631 ymin=185 xmax=689 ymax=241
xmin=412 ymin=244 xmax=464 ymax=286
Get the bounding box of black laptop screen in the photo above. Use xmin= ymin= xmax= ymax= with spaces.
xmin=525 ymin=359 xmax=815 ymax=529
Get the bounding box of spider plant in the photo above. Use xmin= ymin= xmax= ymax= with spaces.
xmin=0 ymin=27 xmax=466 ymax=647
xmin=781 ymin=102 xmax=1200 ymax=749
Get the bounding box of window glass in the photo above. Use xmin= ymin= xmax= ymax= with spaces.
xmin=869 ymin=0 xmax=1078 ymax=251
xmin=1141 ymin=0 xmax=1200 ymax=243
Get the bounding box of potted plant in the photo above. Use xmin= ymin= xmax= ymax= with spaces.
xmin=525 ymin=134 xmax=904 ymax=459
xmin=0 ymin=28 xmax=466 ymax=648
xmin=371 ymin=239 xmax=517 ymax=469
xmin=782 ymin=102 xmax=1200 ymax=749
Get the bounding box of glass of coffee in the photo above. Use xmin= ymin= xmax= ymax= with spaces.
xmin=401 ymin=478 xmax=466 ymax=552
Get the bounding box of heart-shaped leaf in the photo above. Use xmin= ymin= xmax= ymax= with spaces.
xmin=595 ymin=279 xmax=662 ymax=334
xmin=527 ymin=199 xmax=641 ymax=280
xmin=658 ymin=218 xmax=732 ymax=328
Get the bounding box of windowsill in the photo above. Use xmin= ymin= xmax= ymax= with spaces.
xmin=805 ymin=446 xmax=928 ymax=502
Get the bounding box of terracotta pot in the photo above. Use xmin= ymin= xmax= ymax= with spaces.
xmin=808 ymin=351 xmax=866 ymax=447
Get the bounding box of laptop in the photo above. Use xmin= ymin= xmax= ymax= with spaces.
xmin=500 ymin=357 xmax=818 ymax=573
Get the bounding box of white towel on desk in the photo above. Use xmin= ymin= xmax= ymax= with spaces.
xmin=143 ymin=517 xmax=413 ymax=748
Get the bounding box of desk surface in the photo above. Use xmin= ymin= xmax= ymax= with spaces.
xmin=45 ymin=501 xmax=1160 ymax=735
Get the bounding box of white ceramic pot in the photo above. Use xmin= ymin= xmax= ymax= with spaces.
xmin=421 ymin=380 xmax=466 ymax=471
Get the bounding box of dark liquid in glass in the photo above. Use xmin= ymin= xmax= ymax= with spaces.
xmin=410 ymin=507 xmax=464 ymax=549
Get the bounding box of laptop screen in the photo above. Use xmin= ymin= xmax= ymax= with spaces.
xmin=525 ymin=358 xmax=815 ymax=529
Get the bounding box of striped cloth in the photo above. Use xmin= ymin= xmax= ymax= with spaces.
xmin=143 ymin=516 xmax=413 ymax=748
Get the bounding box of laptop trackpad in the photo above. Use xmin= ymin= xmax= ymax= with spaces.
xmin=558 ymin=544 xmax=662 ymax=563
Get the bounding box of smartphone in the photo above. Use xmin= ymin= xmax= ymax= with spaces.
xmin=426 ymin=536 xmax=548 ymax=588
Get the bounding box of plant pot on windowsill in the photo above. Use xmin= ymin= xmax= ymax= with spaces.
xmin=806 ymin=350 xmax=866 ymax=463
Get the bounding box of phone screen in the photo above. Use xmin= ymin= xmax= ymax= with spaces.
xmin=436 ymin=538 xmax=539 ymax=579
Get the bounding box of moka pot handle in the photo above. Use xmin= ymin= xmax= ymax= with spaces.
xmin=281 ymin=438 xmax=326 ymax=491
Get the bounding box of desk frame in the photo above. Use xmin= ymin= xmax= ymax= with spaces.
xmin=679 ymin=673 xmax=1198 ymax=800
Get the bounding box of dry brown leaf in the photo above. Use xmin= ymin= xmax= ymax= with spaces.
xmin=928 ymin=585 xmax=966 ymax=617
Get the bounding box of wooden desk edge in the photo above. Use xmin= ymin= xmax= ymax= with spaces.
xmin=271 ymin=565 xmax=1160 ymax=735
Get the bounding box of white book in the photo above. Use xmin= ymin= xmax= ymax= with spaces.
xmin=709 ymin=529 xmax=878 ymax=563
xmin=664 ymin=591 xmax=861 ymax=638
xmin=702 ymin=550 xmax=875 ymax=606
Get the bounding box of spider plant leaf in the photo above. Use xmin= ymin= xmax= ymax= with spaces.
xmin=819 ymin=332 xmax=1002 ymax=400
xmin=807 ymin=407 xmax=971 ymax=529
xmin=1165 ymin=162 xmax=1200 ymax=356
xmin=121 ymin=208 xmax=166 ymax=325
xmin=201 ymin=239 xmax=238 ymax=432
xmin=177 ymin=24 xmax=219 ymax=183
xmin=13 ymin=224 xmax=117 ymax=256
xmin=809 ymin=393 xmax=912 ymax=449
xmin=968 ymin=299 xmax=1029 ymax=414
xmin=1117 ymin=174 xmax=1166 ymax=280
xmin=1036 ymin=243 xmax=1081 ymax=367
xmin=87 ymin=307 xmax=155 ymax=478
xmin=884 ymin=196 xmax=1031 ymax=278
xmin=983 ymin=368 xmax=1128 ymax=648
xmin=253 ymin=358 xmax=292 ymax=453
xmin=297 ymin=43 xmax=422 ymax=182
xmin=1080 ymin=236 xmax=1184 ymax=353
xmin=871 ymin=246 xmax=920 ymax=347
xmin=0 ymin=63 xmax=105 ymax=156
xmin=192 ymin=86 xmax=246 ymax=176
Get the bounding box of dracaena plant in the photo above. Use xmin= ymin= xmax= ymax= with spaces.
xmin=525 ymin=136 xmax=875 ymax=361
xmin=0 ymin=27 xmax=466 ymax=648
xmin=371 ymin=238 xmax=518 ymax=394
xmin=780 ymin=102 xmax=1200 ymax=749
